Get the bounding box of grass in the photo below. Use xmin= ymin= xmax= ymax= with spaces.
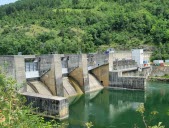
xmin=161 ymin=74 xmax=169 ymax=79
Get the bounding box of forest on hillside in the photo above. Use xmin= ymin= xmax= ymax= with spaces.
xmin=0 ymin=0 xmax=169 ymax=60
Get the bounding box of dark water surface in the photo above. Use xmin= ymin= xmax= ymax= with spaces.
xmin=62 ymin=82 xmax=169 ymax=128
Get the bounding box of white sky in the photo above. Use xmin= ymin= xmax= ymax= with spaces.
xmin=0 ymin=0 xmax=18 ymax=6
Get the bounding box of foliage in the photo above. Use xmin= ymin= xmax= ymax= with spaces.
xmin=0 ymin=70 xmax=65 ymax=128
xmin=0 ymin=0 xmax=169 ymax=55
xmin=150 ymin=43 xmax=169 ymax=61
xmin=136 ymin=104 xmax=165 ymax=128
xmin=161 ymin=74 xmax=169 ymax=78
xmin=85 ymin=122 xmax=93 ymax=128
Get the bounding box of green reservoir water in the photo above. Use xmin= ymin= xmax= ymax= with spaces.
xmin=63 ymin=82 xmax=169 ymax=128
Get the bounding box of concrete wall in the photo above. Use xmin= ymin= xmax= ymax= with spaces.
xmin=22 ymin=92 xmax=69 ymax=120
xmin=66 ymin=54 xmax=80 ymax=70
xmin=113 ymin=51 xmax=152 ymax=62
xmin=150 ymin=66 xmax=169 ymax=77
xmin=0 ymin=56 xmax=26 ymax=91
xmin=41 ymin=69 xmax=56 ymax=95
xmin=90 ymin=64 xmax=109 ymax=87
xmin=39 ymin=55 xmax=53 ymax=76
xmin=88 ymin=54 xmax=108 ymax=67
xmin=69 ymin=67 xmax=84 ymax=89
xmin=68 ymin=54 xmax=89 ymax=92
xmin=40 ymin=54 xmax=64 ymax=96
xmin=113 ymin=51 xmax=132 ymax=60
xmin=122 ymin=67 xmax=151 ymax=77
xmin=113 ymin=59 xmax=137 ymax=70
xmin=0 ymin=56 xmax=15 ymax=77
xmin=109 ymin=71 xmax=145 ymax=90
xmin=53 ymin=54 xmax=64 ymax=97
xmin=14 ymin=56 xmax=26 ymax=86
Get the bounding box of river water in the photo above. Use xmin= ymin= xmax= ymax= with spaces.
xmin=63 ymin=82 xmax=169 ymax=128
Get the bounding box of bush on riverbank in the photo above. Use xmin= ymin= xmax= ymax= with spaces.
xmin=149 ymin=74 xmax=169 ymax=82
xmin=0 ymin=70 xmax=65 ymax=128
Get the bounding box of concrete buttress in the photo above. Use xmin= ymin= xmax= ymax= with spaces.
xmin=14 ymin=55 xmax=26 ymax=91
xmin=53 ymin=54 xmax=64 ymax=97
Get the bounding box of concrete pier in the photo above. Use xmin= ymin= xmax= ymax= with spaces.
xmin=22 ymin=92 xmax=69 ymax=120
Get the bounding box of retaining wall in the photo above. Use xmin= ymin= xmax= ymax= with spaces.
xmin=150 ymin=66 xmax=169 ymax=77
xmin=109 ymin=71 xmax=145 ymax=90
xmin=22 ymin=92 xmax=69 ymax=120
xmin=0 ymin=56 xmax=26 ymax=88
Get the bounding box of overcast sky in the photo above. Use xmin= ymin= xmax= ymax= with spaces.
xmin=0 ymin=0 xmax=18 ymax=6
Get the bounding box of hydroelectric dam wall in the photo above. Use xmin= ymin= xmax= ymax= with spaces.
xmin=0 ymin=52 xmax=151 ymax=119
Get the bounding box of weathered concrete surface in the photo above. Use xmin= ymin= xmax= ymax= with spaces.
xmin=113 ymin=59 xmax=137 ymax=70
xmin=113 ymin=51 xmax=131 ymax=60
xmin=27 ymin=84 xmax=36 ymax=93
xmin=68 ymin=77 xmax=83 ymax=94
xmin=22 ymin=92 xmax=69 ymax=120
xmin=150 ymin=66 xmax=169 ymax=77
xmin=69 ymin=67 xmax=84 ymax=90
xmin=66 ymin=54 xmax=80 ymax=70
xmin=81 ymin=54 xmax=90 ymax=92
xmin=90 ymin=64 xmax=109 ymax=87
xmin=87 ymin=54 xmax=109 ymax=71
xmin=0 ymin=56 xmax=26 ymax=91
xmin=88 ymin=73 xmax=103 ymax=92
xmin=53 ymin=54 xmax=64 ymax=97
xmin=122 ymin=67 xmax=151 ymax=78
xmin=41 ymin=54 xmax=64 ymax=96
xmin=109 ymin=71 xmax=145 ymax=90
xmin=0 ymin=56 xmax=15 ymax=77
xmin=39 ymin=55 xmax=52 ymax=76
xmin=69 ymin=54 xmax=89 ymax=93
xmin=63 ymin=77 xmax=77 ymax=97
xmin=41 ymin=69 xmax=56 ymax=95
xmin=109 ymin=53 xmax=114 ymax=71
xmin=113 ymin=51 xmax=152 ymax=61
xmin=14 ymin=56 xmax=26 ymax=87
xmin=28 ymin=81 xmax=52 ymax=96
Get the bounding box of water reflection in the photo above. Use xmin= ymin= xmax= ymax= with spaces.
xmin=63 ymin=82 xmax=169 ymax=128
xmin=67 ymin=89 xmax=145 ymax=128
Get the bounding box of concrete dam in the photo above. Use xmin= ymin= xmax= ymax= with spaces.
xmin=0 ymin=51 xmax=151 ymax=120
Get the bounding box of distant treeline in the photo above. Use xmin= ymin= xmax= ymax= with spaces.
xmin=0 ymin=0 xmax=169 ymax=60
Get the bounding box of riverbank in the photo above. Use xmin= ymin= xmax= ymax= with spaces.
xmin=148 ymin=77 xmax=169 ymax=82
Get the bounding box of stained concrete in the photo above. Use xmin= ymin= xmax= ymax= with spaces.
xmin=63 ymin=77 xmax=77 ymax=97
xmin=109 ymin=71 xmax=145 ymax=90
xmin=28 ymin=81 xmax=52 ymax=96
xmin=22 ymin=92 xmax=69 ymax=120
xmin=90 ymin=64 xmax=109 ymax=87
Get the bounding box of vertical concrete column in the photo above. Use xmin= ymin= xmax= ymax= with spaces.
xmin=109 ymin=53 xmax=114 ymax=86
xmin=80 ymin=54 xmax=89 ymax=93
xmin=14 ymin=55 xmax=26 ymax=92
xmin=53 ymin=54 xmax=64 ymax=97
xmin=108 ymin=53 xmax=114 ymax=71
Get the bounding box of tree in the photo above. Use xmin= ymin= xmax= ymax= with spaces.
xmin=0 ymin=69 xmax=66 ymax=128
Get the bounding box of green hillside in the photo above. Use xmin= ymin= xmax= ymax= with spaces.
xmin=0 ymin=0 xmax=169 ymax=59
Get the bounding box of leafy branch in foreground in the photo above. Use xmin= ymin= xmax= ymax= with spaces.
xmin=85 ymin=122 xmax=93 ymax=128
xmin=136 ymin=104 xmax=165 ymax=128
xmin=0 ymin=70 xmax=66 ymax=128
